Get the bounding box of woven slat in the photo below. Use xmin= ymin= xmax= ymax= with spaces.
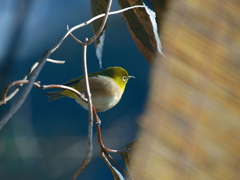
xmin=132 ymin=0 xmax=240 ymax=179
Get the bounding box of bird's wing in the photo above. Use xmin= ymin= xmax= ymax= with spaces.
xmin=63 ymin=74 xmax=102 ymax=86
xmin=63 ymin=76 xmax=84 ymax=86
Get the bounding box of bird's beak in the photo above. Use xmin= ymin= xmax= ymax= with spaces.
xmin=128 ymin=76 xmax=135 ymax=79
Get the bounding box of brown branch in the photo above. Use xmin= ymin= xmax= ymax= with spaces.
xmin=92 ymin=106 xmax=130 ymax=154
xmin=71 ymin=0 xmax=114 ymax=178
xmin=92 ymin=106 xmax=131 ymax=178
xmin=104 ymin=151 xmax=130 ymax=178
xmin=72 ymin=41 xmax=94 ymax=180
xmin=33 ymin=82 xmax=88 ymax=102
xmin=101 ymin=151 xmax=131 ymax=180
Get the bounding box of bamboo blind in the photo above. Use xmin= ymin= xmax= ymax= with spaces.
xmin=132 ymin=0 xmax=240 ymax=179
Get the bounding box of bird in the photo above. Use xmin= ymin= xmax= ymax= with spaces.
xmin=46 ymin=67 xmax=134 ymax=112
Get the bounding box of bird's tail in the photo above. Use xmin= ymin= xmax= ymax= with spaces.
xmin=46 ymin=91 xmax=65 ymax=101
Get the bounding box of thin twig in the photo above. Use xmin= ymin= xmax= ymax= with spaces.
xmin=65 ymin=5 xmax=145 ymax=47
xmin=66 ymin=25 xmax=84 ymax=46
xmin=88 ymin=0 xmax=112 ymax=44
xmin=0 ymin=50 xmax=50 ymax=131
xmin=0 ymin=59 xmax=64 ymax=106
xmin=71 ymin=0 xmax=115 ymax=178
xmin=0 ymin=54 xmax=65 ymax=106
xmin=0 ymin=79 xmax=88 ymax=108
xmin=66 ymin=0 xmax=112 ymax=46
xmin=92 ymin=105 xmax=131 ymax=178
xmin=84 ymin=5 xmax=145 ymax=32
xmin=0 ymin=62 xmax=39 ymax=105
xmin=47 ymin=58 xmax=66 ymax=64
xmin=72 ymin=40 xmax=93 ymax=180
xmin=0 ymin=80 xmax=29 ymax=105
xmin=101 ymin=151 xmax=131 ymax=180
xmin=92 ymin=106 xmax=130 ymax=154
xmin=34 ymin=83 xmax=88 ymax=102
xmin=104 ymin=151 xmax=129 ymax=177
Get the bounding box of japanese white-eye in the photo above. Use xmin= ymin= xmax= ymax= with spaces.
xmin=46 ymin=67 xmax=134 ymax=112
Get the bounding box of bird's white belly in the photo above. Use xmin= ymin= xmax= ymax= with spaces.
xmin=75 ymin=95 xmax=120 ymax=112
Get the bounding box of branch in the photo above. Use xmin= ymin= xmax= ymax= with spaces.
xmin=66 ymin=25 xmax=84 ymax=46
xmin=0 ymin=59 xmax=65 ymax=106
xmin=101 ymin=151 xmax=126 ymax=180
xmin=72 ymin=1 xmax=114 ymax=179
xmin=88 ymin=0 xmax=112 ymax=44
xmin=0 ymin=61 xmax=38 ymax=106
xmin=72 ymin=42 xmax=94 ymax=180
xmin=34 ymin=83 xmax=88 ymax=102
xmin=50 ymin=5 xmax=146 ymax=55
xmin=92 ymin=106 xmax=131 ymax=179
xmin=92 ymin=107 xmax=129 ymax=153
xmin=104 ymin=152 xmax=129 ymax=178
xmin=0 ymin=80 xmax=29 ymax=105
xmin=0 ymin=51 xmax=50 ymax=131
xmin=47 ymin=58 xmax=66 ymax=64
xmin=67 ymin=5 xmax=145 ymax=46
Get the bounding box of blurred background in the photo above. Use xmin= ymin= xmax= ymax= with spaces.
xmin=1 ymin=0 xmax=240 ymax=180
xmin=0 ymin=0 xmax=151 ymax=179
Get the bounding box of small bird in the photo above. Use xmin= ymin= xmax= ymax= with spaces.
xmin=46 ymin=67 xmax=134 ymax=112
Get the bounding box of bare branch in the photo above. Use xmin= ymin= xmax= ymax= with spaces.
xmin=0 ymin=58 xmax=64 ymax=106
xmin=101 ymin=151 xmax=125 ymax=180
xmin=47 ymin=58 xmax=66 ymax=64
xmin=72 ymin=1 xmax=115 ymax=178
xmin=34 ymin=83 xmax=88 ymax=102
xmin=0 ymin=50 xmax=50 ymax=131
xmin=0 ymin=80 xmax=29 ymax=105
xmin=72 ymin=41 xmax=94 ymax=180
xmin=92 ymin=106 xmax=130 ymax=154
xmin=67 ymin=0 xmax=112 ymax=46
xmin=66 ymin=25 xmax=84 ymax=46
xmin=0 ymin=79 xmax=88 ymax=105
xmin=105 ymin=152 xmax=130 ymax=178
xmin=86 ymin=5 xmax=145 ymax=30
xmin=0 ymin=62 xmax=40 ymax=105
xmin=88 ymin=0 xmax=112 ymax=44
xmin=66 ymin=5 xmax=145 ymax=47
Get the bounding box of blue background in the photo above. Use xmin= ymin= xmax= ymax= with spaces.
xmin=0 ymin=0 xmax=151 ymax=179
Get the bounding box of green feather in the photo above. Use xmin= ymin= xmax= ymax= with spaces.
xmin=46 ymin=67 xmax=130 ymax=102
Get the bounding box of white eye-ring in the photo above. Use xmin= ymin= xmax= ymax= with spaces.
xmin=122 ymin=76 xmax=127 ymax=82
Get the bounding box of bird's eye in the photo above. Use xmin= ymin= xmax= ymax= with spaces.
xmin=122 ymin=76 xmax=127 ymax=82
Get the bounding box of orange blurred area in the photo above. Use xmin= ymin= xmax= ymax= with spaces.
xmin=132 ymin=0 xmax=240 ymax=179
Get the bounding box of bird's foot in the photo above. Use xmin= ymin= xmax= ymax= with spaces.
xmin=95 ymin=117 xmax=101 ymax=126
